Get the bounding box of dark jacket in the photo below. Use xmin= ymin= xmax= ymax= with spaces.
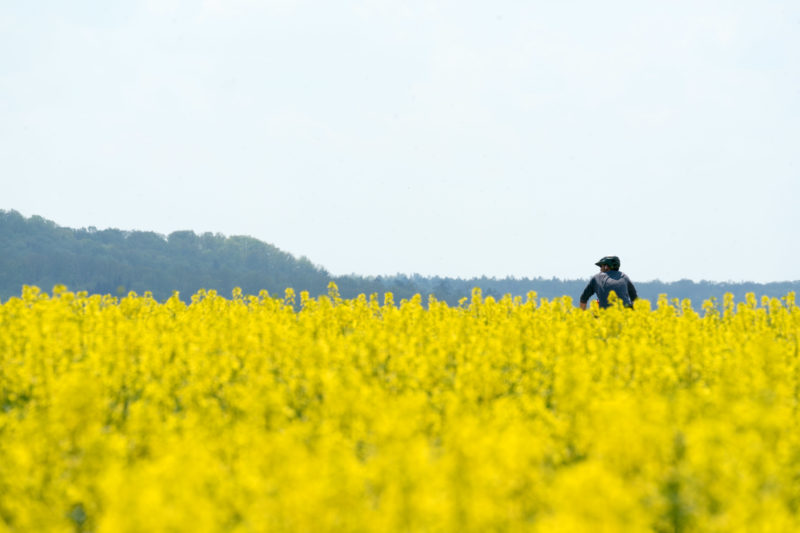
xmin=580 ymin=270 xmax=638 ymax=308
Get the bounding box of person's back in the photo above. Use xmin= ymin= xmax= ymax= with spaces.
xmin=580 ymin=256 xmax=638 ymax=310
xmin=586 ymin=270 xmax=635 ymax=308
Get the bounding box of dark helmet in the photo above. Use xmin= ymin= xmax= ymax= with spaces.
xmin=595 ymin=256 xmax=621 ymax=270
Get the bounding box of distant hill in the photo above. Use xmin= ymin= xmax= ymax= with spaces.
xmin=0 ymin=210 xmax=331 ymax=301
xmin=2 ymin=210 xmax=798 ymax=307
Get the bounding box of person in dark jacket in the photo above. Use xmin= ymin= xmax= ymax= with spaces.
xmin=579 ymin=256 xmax=638 ymax=310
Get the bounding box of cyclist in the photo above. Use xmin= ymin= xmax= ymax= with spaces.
xmin=579 ymin=256 xmax=638 ymax=310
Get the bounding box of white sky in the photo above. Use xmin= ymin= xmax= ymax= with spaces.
xmin=2 ymin=1 xmax=798 ymax=282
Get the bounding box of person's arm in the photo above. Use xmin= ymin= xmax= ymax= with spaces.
xmin=627 ymin=276 xmax=638 ymax=302
xmin=579 ymin=279 xmax=595 ymax=310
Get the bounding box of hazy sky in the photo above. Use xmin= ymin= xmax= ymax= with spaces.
xmin=2 ymin=1 xmax=798 ymax=282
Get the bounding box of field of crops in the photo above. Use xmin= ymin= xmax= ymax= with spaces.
xmin=1 ymin=284 xmax=799 ymax=532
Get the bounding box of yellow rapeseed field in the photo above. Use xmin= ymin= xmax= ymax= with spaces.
xmin=1 ymin=284 xmax=799 ymax=532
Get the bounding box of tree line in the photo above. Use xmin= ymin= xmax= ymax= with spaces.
xmin=2 ymin=210 xmax=797 ymax=308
